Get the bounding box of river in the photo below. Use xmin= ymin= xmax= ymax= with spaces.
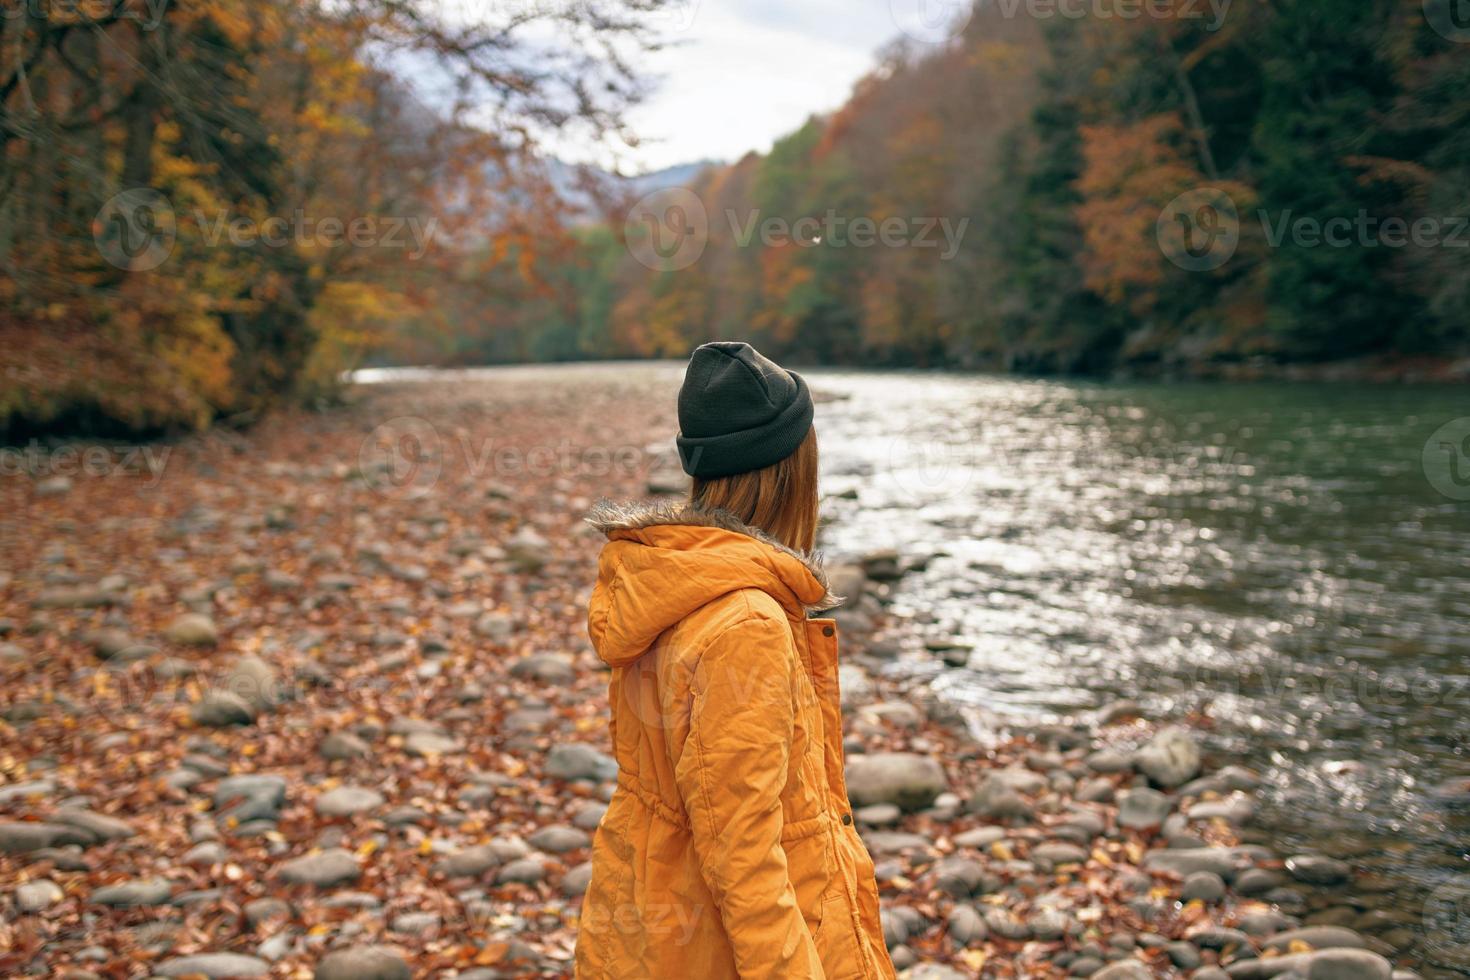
xmin=809 ymin=369 xmax=1469 ymax=970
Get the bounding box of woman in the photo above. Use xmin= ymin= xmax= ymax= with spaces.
xmin=576 ymin=342 xmax=895 ymax=979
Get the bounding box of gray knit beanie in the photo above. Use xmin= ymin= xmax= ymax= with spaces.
xmin=675 ymin=342 xmax=814 ymax=479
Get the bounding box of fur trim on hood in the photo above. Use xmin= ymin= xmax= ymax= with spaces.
xmin=585 ymin=498 xmax=841 ymax=612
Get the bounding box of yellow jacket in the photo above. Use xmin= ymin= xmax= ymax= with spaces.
xmin=575 ymin=502 xmax=895 ymax=980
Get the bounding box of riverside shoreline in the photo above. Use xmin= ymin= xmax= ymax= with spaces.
xmin=0 ymin=366 xmax=1454 ymax=978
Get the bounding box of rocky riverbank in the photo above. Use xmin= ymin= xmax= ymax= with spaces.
xmin=0 ymin=365 xmax=1450 ymax=978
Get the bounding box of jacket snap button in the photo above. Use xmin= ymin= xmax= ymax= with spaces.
xmin=822 ymin=626 xmax=835 ymax=637
xmin=841 ymin=813 xmax=852 ymax=825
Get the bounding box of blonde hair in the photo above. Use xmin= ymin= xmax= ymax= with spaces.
xmin=691 ymin=427 xmax=819 ymax=553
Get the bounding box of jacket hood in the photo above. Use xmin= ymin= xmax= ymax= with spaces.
xmin=584 ymin=499 xmax=839 ymax=668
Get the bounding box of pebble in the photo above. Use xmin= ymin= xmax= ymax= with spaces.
xmin=1262 ymin=926 xmax=1367 ymax=953
xmin=313 ymin=946 xmax=411 ymax=980
xmin=1117 ymin=787 xmax=1172 ymax=830
xmin=947 ymin=904 xmax=987 ymax=945
xmin=16 ymin=878 xmax=64 ymax=912
xmin=496 ymin=856 xmax=547 ymax=885
xmin=278 ymin=849 xmax=361 ymax=887
xmin=320 ymin=731 xmax=371 ymax=760
xmin=404 ymin=731 xmax=463 ymax=757
xmin=545 ymin=743 xmax=618 ymax=782
xmin=561 ymin=862 xmax=593 ymax=896
xmin=166 ymin=613 xmax=219 ymax=646
xmin=90 ymin=877 xmax=174 ymax=907
xmin=0 ymin=821 xmax=92 ymax=854
xmin=1133 ymin=727 xmax=1202 ymax=788
xmin=1181 ymin=870 xmax=1227 ymax=903
xmin=1223 ymin=948 xmax=1392 ymax=979
xmin=528 ymin=824 xmax=591 ymax=853
xmin=966 ymin=775 xmax=1035 ymax=822
xmin=315 ymin=786 xmax=385 ymax=817
xmin=509 ymin=653 xmax=575 ymax=683
xmin=155 ymin=953 xmax=271 ymax=978
xmin=1091 ymin=961 xmax=1153 ymax=980
xmin=192 ymin=691 xmax=257 ymax=727
xmin=437 ymin=844 xmax=501 ymax=878
xmin=845 ymin=752 xmax=947 ymax=811
xmin=1143 ymin=846 xmax=1265 ymax=882
xmin=1286 ymin=854 xmax=1352 ymax=886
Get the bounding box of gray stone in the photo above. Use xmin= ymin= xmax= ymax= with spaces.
xmin=528 ymin=824 xmax=590 ymax=853
xmin=1285 ymin=855 xmax=1352 ymax=886
xmin=1091 ymin=961 xmax=1153 ymax=980
xmin=320 ymin=731 xmax=371 ymax=761
xmin=948 ymin=904 xmax=988 ymax=945
xmin=0 ymin=779 xmax=56 ymax=805
xmin=845 ymin=752 xmax=947 ymax=811
xmin=91 ymin=877 xmax=174 ymax=907
xmin=1181 ymin=870 xmax=1227 ymax=903
xmin=156 ymin=953 xmax=271 ymax=978
xmin=244 ymin=897 xmax=290 ymax=927
xmin=562 ymin=862 xmax=593 ymax=896
xmin=496 ymin=856 xmax=546 ymax=885
xmin=510 ymin=653 xmax=575 ymax=684
xmin=933 ymin=856 xmax=988 ymax=897
xmin=966 ymin=775 xmax=1034 ymax=822
xmin=1165 ymin=942 xmax=1203 ymax=969
xmin=313 ymin=946 xmax=411 ymax=980
xmin=1118 ymin=787 xmax=1172 ymax=830
xmin=437 ymin=845 xmax=500 ymax=878
xmin=952 ymin=826 xmax=1007 ymax=849
xmin=315 ymin=786 xmax=384 ymax=817
xmin=224 ymin=656 xmax=282 ymax=710
xmin=404 ymin=731 xmax=463 ymax=757
xmin=1143 ymin=846 xmax=1266 ymax=883
xmin=1085 ymin=749 xmax=1134 ymax=774
xmin=215 ymin=775 xmax=288 ymax=823
xmin=16 ymin=878 xmax=64 ymax=912
xmin=572 ymin=801 xmax=608 ymax=831
xmin=183 ymin=841 xmax=228 ymax=867
xmin=192 ymin=692 xmax=257 ymax=727
xmin=166 ymin=613 xmax=219 ymax=646
xmin=1224 ymin=949 xmax=1392 ymax=979
xmin=1031 ymin=842 xmax=1088 ymax=870
xmin=53 ymin=808 xmax=135 ymax=842
xmin=855 ymin=803 xmax=902 ymax=826
xmin=390 ymin=912 xmax=441 ymax=936
xmin=984 ymin=908 xmax=1031 ymax=941
xmin=545 ymin=743 xmax=618 ymax=782
xmin=1262 ymin=927 xmax=1367 ymax=954
xmin=1133 ymin=727 xmax=1201 ymax=788
xmin=278 ymin=849 xmax=360 ymax=887
xmin=0 ymin=822 xmax=91 ymax=854
xmin=1236 ymin=867 xmax=1285 ymax=895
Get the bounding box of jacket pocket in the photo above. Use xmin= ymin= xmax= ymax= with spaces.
xmin=813 ymin=887 xmax=865 ymax=980
xmin=781 ymin=826 xmax=830 ymax=935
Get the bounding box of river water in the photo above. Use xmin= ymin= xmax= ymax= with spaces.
xmin=808 ymin=370 xmax=1469 ymax=971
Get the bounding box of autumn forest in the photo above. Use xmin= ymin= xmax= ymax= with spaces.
xmin=3 ymin=0 xmax=1468 ymax=432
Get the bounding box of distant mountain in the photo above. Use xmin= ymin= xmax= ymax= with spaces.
xmin=543 ymin=158 xmax=723 ymax=221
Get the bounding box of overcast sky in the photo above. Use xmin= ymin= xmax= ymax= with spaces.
xmin=554 ymin=0 xmax=968 ymax=173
